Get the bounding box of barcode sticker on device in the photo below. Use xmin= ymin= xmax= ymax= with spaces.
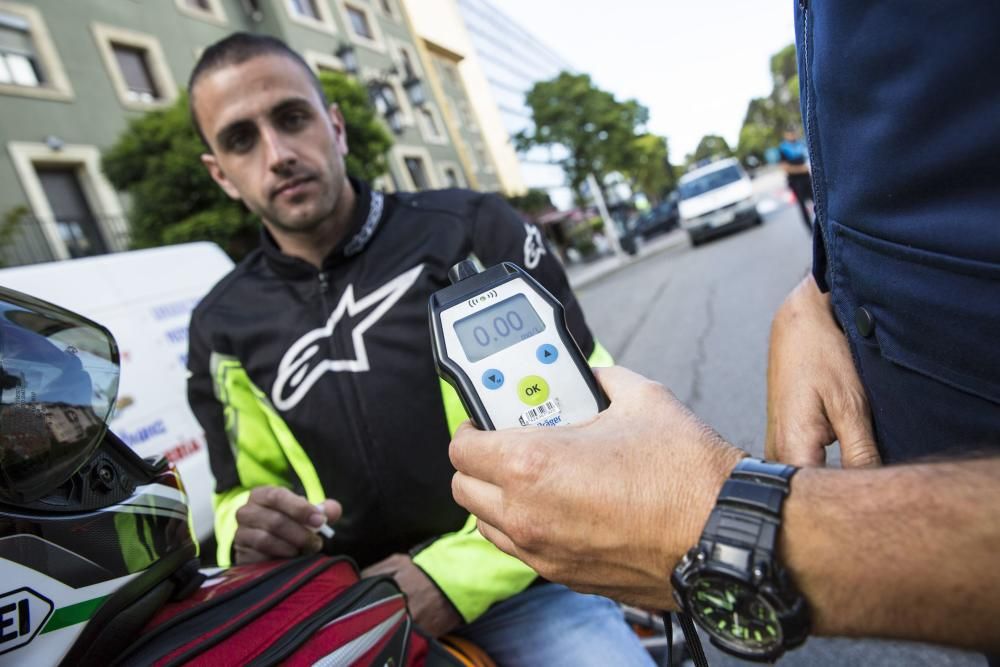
xmin=518 ymin=400 xmax=562 ymax=427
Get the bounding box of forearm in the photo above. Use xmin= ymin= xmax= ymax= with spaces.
xmin=781 ymin=458 xmax=1000 ymax=651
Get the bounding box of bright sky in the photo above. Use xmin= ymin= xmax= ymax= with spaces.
xmin=495 ymin=1 xmax=797 ymax=159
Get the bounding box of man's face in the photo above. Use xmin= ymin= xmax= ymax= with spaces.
xmin=194 ymin=54 xmax=350 ymax=234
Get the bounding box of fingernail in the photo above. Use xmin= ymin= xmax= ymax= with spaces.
xmin=308 ymin=513 xmax=325 ymax=528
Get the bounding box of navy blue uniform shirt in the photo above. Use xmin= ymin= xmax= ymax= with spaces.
xmin=795 ymin=1 xmax=1000 ymax=465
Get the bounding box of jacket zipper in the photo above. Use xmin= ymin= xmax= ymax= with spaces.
xmin=317 ymin=270 xmax=330 ymax=312
xmin=316 ymin=270 xmax=381 ymax=534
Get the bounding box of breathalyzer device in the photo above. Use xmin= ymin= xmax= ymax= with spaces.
xmin=429 ymin=260 xmax=608 ymax=430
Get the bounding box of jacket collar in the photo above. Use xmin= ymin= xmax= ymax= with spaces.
xmin=260 ymin=178 xmax=386 ymax=279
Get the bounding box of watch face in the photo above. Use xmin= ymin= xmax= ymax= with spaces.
xmin=689 ymin=575 xmax=782 ymax=654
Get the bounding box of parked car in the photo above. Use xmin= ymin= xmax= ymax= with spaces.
xmin=677 ymin=158 xmax=761 ymax=246
xmin=630 ymin=194 xmax=680 ymax=240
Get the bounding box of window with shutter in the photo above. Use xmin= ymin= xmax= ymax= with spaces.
xmin=0 ymin=12 xmax=43 ymax=87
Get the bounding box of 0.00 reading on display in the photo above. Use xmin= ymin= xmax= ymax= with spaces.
xmin=454 ymin=293 xmax=546 ymax=363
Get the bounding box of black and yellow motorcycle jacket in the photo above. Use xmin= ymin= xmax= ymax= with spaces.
xmin=187 ymin=179 xmax=612 ymax=623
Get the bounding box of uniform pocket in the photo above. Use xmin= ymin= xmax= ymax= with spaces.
xmin=831 ymin=220 xmax=1000 ymax=405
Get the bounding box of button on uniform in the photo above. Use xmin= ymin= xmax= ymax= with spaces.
xmin=855 ymin=306 xmax=875 ymax=338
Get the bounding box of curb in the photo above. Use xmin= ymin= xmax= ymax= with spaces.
xmin=568 ymin=230 xmax=689 ymax=290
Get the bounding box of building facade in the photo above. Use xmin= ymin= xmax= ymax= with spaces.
xmin=453 ymin=0 xmax=575 ymax=209
xmin=403 ymin=0 xmax=521 ymax=197
xmin=0 ymin=0 xmax=499 ymax=267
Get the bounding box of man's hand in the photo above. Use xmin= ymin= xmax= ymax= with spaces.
xmin=766 ymin=276 xmax=881 ymax=468
xmin=233 ymin=486 xmax=341 ymax=564
xmin=449 ymin=366 xmax=745 ymax=609
xmin=362 ymin=554 xmax=462 ymax=637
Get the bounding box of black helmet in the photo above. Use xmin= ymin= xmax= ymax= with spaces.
xmin=0 ymin=286 xmax=198 ymax=665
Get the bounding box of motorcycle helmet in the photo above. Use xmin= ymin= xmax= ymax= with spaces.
xmin=0 ymin=286 xmax=199 ymax=665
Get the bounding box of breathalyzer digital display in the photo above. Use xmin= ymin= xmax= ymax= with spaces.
xmin=453 ymin=293 xmax=546 ymax=363
xmin=429 ymin=260 xmax=608 ymax=431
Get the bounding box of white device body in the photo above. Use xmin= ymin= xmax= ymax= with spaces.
xmin=437 ymin=275 xmax=600 ymax=429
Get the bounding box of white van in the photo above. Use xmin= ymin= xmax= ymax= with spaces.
xmin=677 ymin=158 xmax=761 ymax=246
xmin=0 ymin=243 xmax=234 ymax=541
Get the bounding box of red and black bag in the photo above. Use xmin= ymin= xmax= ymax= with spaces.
xmin=114 ymin=554 xmax=462 ymax=666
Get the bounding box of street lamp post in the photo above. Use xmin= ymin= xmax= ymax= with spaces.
xmin=335 ymin=42 xmax=427 ymax=136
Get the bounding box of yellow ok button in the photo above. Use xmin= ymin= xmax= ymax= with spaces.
xmin=517 ymin=375 xmax=550 ymax=406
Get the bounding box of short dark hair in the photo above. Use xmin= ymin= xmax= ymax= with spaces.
xmin=188 ymin=32 xmax=328 ymax=149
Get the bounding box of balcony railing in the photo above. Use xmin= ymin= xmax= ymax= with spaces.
xmin=0 ymin=213 xmax=131 ymax=268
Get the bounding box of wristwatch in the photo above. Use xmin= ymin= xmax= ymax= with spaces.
xmin=671 ymin=457 xmax=810 ymax=662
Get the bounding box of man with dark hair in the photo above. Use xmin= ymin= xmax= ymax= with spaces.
xmin=188 ymin=33 xmax=325 ymax=147
xmin=185 ymin=32 xmax=653 ymax=664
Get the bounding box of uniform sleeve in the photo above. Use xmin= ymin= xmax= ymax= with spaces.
xmin=187 ymin=311 xmax=325 ymax=566
xmin=468 ymin=193 xmax=596 ymax=357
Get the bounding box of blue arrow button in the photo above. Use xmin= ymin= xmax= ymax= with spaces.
xmin=482 ymin=369 xmax=504 ymax=390
xmin=537 ymin=344 xmax=559 ymax=364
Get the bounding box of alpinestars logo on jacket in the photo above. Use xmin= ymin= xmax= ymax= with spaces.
xmin=271 ymin=263 xmax=425 ymax=411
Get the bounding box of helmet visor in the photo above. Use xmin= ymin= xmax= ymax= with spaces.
xmin=0 ymin=287 xmax=120 ymax=505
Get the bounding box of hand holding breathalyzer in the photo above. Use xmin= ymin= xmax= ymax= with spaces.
xmin=449 ymin=366 xmax=745 ymax=610
xmin=233 ymin=486 xmax=341 ymax=564
xmin=429 ymin=260 xmax=607 ymax=431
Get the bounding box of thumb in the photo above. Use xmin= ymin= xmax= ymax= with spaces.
xmin=319 ymin=499 xmax=343 ymax=523
xmin=829 ymin=412 xmax=881 ymax=468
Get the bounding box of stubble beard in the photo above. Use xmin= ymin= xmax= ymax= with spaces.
xmin=264 ymin=178 xmax=343 ymax=236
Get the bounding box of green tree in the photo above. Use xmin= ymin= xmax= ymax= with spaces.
xmin=690 ymin=134 xmax=734 ymax=164
xmin=505 ymin=189 xmax=554 ymax=218
xmin=736 ymin=121 xmax=776 ymax=166
xmin=735 ymin=43 xmax=804 ymax=168
xmin=103 ymin=71 xmax=392 ymax=261
xmin=621 ymin=134 xmax=677 ymax=200
xmin=0 ymin=206 xmax=29 ymax=268
xmin=321 ymin=71 xmax=394 ymax=183
xmin=515 ymin=71 xmax=649 ymax=199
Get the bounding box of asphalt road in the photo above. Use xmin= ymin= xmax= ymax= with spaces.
xmin=575 ymin=196 xmax=985 ymax=667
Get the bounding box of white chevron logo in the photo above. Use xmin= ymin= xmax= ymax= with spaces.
xmin=271 ymin=264 xmax=425 ymax=411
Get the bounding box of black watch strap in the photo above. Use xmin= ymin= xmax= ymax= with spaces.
xmin=674 ymin=458 xmax=808 ymax=662
xmin=700 ymin=458 xmax=798 ymax=568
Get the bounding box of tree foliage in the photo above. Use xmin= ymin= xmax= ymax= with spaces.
xmin=103 ymin=71 xmax=392 ymax=261
xmin=621 ymin=134 xmax=677 ymax=201
xmin=321 ymin=71 xmax=394 ymax=183
xmin=516 ymin=72 xmax=649 ymax=196
xmin=690 ymin=134 xmax=734 ymax=164
xmin=0 ymin=206 xmax=29 ymax=268
xmin=735 ymin=43 xmax=803 ymax=167
xmin=504 ymin=189 xmax=554 ymax=218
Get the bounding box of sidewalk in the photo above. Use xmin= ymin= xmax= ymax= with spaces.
xmin=565 ymin=228 xmax=689 ymax=290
